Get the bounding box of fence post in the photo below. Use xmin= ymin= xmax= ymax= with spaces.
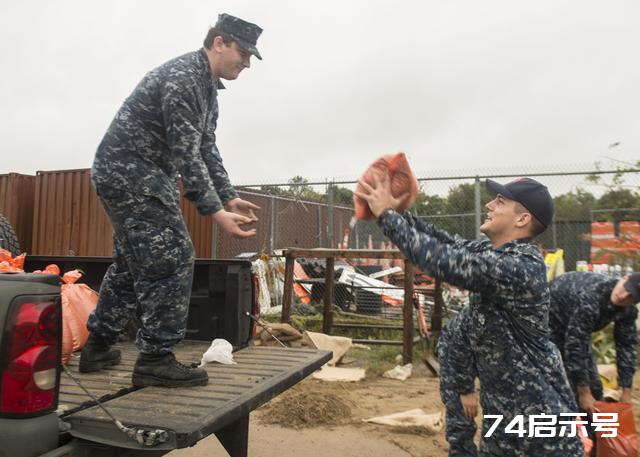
xmin=317 ymin=205 xmax=323 ymax=247
xmin=269 ymin=196 xmax=276 ymax=254
xmin=474 ymin=176 xmax=482 ymax=239
xmin=322 ymin=256 xmax=335 ymax=334
xmin=327 ymin=180 xmax=334 ymax=248
xmin=551 ymin=215 xmax=558 ymax=250
xmin=354 ymin=221 xmax=360 ymax=249
xmin=281 ymin=253 xmax=295 ymax=323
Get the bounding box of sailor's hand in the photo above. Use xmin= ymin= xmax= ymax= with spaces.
xmin=212 ymin=210 xmax=257 ymax=239
xmin=620 ymin=388 xmax=632 ymax=404
xmin=578 ymin=386 xmax=596 ymax=414
xmin=460 ymin=391 xmax=478 ymax=421
xmin=354 ymin=172 xmax=410 ymax=218
xmin=225 ymin=198 xmax=260 ymax=222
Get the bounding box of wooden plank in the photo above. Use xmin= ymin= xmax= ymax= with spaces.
xmin=285 ymin=248 xmax=404 ymax=260
xmin=280 ymin=256 xmax=295 ymax=323
xmin=322 ymin=256 xmax=335 ymax=334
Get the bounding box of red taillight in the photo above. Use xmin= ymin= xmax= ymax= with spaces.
xmin=1 ymin=298 xmax=60 ymax=415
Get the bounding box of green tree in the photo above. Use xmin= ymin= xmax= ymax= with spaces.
xmin=286 ymin=176 xmax=323 ymax=201
xmin=595 ymin=188 xmax=640 ymax=221
xmin=553 ymin=189 xmax=596 ymax=221
xmin=444 ymin=183 xmax=491 ymax=214
xmin=327 ymin=183 xmax=354 ymax=206
xmin=414 ymin=192 xmax=446 ymax=216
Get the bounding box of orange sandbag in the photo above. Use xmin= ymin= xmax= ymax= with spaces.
xmin=32 ymin=264 xmax=61 ymax=275
xmin=354 ymin=152 xmax=419 ymax=220
xmin=62 ymin=269 xmax=83 ymax=284
xmin=0 ymin=249 xmax=25 ymax=272
xmin=595 ymin=401 xmax=637 ymax=457
xmin=60 ymin=283 xmax=98 ymax=364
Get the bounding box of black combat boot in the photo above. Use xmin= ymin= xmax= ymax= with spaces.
xmin=79 ymin=334 xmax=122 ymax=373
xmin=132 ymin=352 xmax=208 ymax=388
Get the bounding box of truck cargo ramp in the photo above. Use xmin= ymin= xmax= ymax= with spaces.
xmin=58 ymin=341 xmax=331 ymax=452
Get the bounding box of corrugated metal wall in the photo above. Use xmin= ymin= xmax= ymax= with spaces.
xmin=0 ymin=173 xmax=36 ymax=253
xmin=5 ymin=168 xmax=351 ymax=258
xmin=179 ymin=183 xmax=214 ymax=258
xmin=30 ymin=169 xmax=216 ymax=257
xmin=32 ymin=169 xmax=113 ymax=256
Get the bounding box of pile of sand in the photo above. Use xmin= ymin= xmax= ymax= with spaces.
xmin=260 ymin=390 xmax=352 ymax=429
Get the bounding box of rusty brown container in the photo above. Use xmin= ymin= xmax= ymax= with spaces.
xmin=0 ymin=173 xmax=36 ymax=253
xmin=31 ymin=169 xmax=112 ymax=256
xmin=179 ymin=187 xmax=214 ymax=258
xmin=27 ymin=168 xmax=354 ymax=258
xmin=29 ymin=169 xmax=214 ymax=257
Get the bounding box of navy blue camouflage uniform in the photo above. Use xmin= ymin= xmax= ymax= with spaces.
xmin=438 ymin=305 xmax=478 ymax=457
xmin=549 ymin=271 xmax=638 ymax=400
xmin=378 ymin=210 xmax=584 ymax=456
xmin=88 ymin=49 xmax=237 ymax=355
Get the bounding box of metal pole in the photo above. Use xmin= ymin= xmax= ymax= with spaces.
xmin=269 ymin=196 xmax=276 ymax=254
xmin=551 ymin=215 xmax=558 ymax=250
xmin=353 ymin=222 xmax=361 ymax=249
xmin=317 ymin=205 xmax=323 ymax=247
xmin=474 ymin=176 xmax=482 ymax=239
xmin=327 ymin=181 xmax=334 ymax=248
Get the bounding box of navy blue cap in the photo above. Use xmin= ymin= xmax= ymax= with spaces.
xmin=215 ymin=13 xmax=263 ymax=60
xmin=486 ymin=178 xmax=554 ymax=228
xmin=623 ymin=272 xmax=640 ymax=303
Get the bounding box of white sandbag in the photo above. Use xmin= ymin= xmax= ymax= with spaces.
xmin=365 ymin=408 xmax=444 ymax=432
xmin=303 ymin=331 xmax=352 ymax=366
xmin=382 ymin=363 xmax=412 ymax=381
xmin=312 ymin=366 xmax=366 ymax=382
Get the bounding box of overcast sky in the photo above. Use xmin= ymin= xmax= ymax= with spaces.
xmin=1 ymin=0 xmax=639 ymax=187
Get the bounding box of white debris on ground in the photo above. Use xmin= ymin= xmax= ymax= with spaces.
xmin=382 ymin=363 xmax=413 ymax=381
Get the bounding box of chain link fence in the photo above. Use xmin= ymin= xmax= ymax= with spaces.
xmin=228 ymin=167 xmax=640 ymax=270
xmin=225 ymin=166 xmax=640 ymax=323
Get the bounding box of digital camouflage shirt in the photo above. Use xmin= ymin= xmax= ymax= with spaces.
xmin=379 ymin=210 xmax=583 ymax=456
xmin=92 ymin=49 xmax=238 ymax=215
xmin=549 ymin=271 xmax=638 ymax=388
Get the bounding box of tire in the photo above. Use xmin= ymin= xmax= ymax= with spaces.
xmin=0 ymin=213 xmax=20 ymax=255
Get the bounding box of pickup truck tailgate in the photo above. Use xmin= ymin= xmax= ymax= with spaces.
xmin=60 ymin=341 xmax=332 ymax=451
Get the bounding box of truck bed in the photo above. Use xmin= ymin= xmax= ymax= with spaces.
xmin=59 ymin=340 xmax=331 ymax=451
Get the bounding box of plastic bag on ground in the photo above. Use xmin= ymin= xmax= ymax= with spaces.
xmin=199 ymin=339 xmax=237 ymax=366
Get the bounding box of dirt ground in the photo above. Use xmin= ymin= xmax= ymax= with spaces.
xmin=166 ymin=359 xmax=449 ymax=457
xmin=168 ymin=364 xmax=640 ymax=457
